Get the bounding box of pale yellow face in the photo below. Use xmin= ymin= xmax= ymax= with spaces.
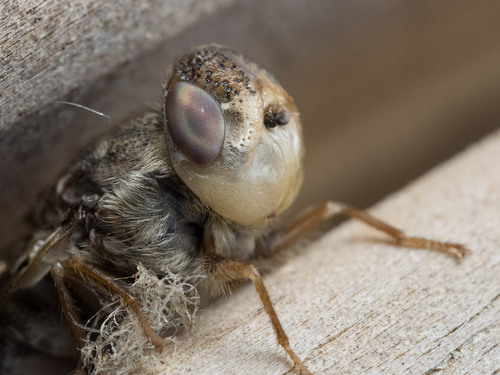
xmin=164 ymin=46 xmax=304 ymax=227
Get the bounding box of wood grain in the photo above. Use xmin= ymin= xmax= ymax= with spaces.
xmin=144 ymin=131 xmax=500 ymax=374
xmin=0 ymin=0 xmax=230 ymax=128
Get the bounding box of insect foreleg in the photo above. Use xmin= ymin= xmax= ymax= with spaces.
xmin=203 ymin=256 xmax=312 ymax=375
xmin=256 ymin=201 xmax=470 ymax=260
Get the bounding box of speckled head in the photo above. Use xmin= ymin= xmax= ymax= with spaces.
xmin=163 ymin=45 xmax=304 ymax=227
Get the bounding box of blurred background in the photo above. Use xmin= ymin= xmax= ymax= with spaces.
xmin=2 ymin=1 xmax=500 ymax=373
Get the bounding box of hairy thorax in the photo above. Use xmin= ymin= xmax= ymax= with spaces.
xmin=57 ymin=112 xmax=260 ymax=280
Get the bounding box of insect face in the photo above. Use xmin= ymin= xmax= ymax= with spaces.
xmin=164 ymin=46 xmax=304 ymax=227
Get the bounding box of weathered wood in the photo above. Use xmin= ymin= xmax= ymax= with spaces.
xmin=0 ymin=0 xmax=231 ymax=128
xmin=143 ymin=131 xmax=500 ymax=374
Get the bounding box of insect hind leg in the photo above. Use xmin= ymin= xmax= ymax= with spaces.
xmin=51 ymin=261 xmax=88 ymax=373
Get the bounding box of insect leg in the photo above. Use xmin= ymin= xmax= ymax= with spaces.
xmin=2 ymin=224 xmax=77 ymax=299
xmin=204 ymin=256 xmax=312 ymax=375
xmin=2 ymin=195 xmax=99 ymax=299
xmin=63 ymin=255 xmax=166 ymax=352
xmin=51 ymin=262 xmax=86 ymax=344
xmin=51 ymin=262 xmax=87 ymax=373
xmin=256 ymin=201 xmax=470 ymax=260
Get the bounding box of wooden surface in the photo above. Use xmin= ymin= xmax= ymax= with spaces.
xmin=143 ymin=131 xmax=500 ymax=374
xmin=0 ymin=0 xmax=230 ymax=128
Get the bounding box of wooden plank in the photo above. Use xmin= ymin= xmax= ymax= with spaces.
xmin=0 ymin=0 xmax=231 ymax=128
xmin=142 ymin=130 xmax=500 ymax=374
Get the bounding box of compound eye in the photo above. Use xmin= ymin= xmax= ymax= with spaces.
xmin=165 ymin=81 xmax=225 ymax=166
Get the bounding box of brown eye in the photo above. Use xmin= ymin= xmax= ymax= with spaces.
xmin=165 ymin=82 xmax=225 ymax=166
